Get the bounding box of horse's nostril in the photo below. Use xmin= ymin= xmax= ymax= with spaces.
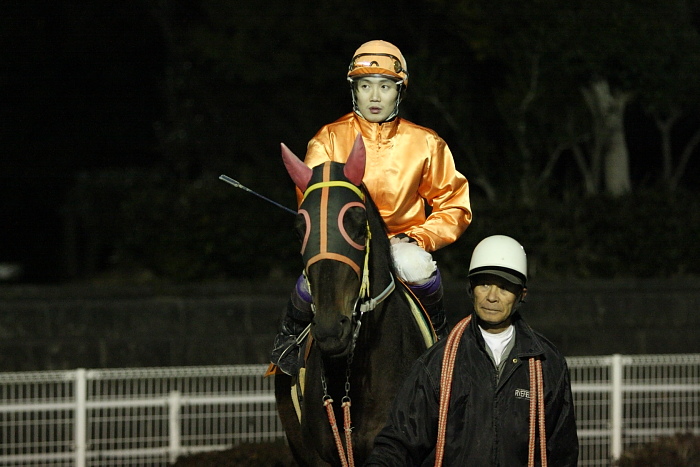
xmin=339 ymin=317 xmax=349 ymax=326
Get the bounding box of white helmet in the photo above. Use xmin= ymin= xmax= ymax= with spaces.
xmin=468 ymin=235 xmax=527 ymax=287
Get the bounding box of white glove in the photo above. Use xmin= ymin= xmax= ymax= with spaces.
xmin=391 ymin=242 xmax=437 ymax=284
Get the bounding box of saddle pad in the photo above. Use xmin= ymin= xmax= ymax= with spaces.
xmin=291 ymin=368 xmax=306 ymax=423
xmin=403 ymin=289 xmax=437 ymax=349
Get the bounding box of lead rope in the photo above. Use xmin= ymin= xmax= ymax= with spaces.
xmin=527 ymin=357 xmax=548 ymax=467
xmin=434 ymin=317 xmax=547 ymax=467
xmin=538 ymin=360 xmax=547 ymax=466
xmin=434 ymin=315 xmax=471 ymax=466
xmin=322 ymin=352 xmax=356 ymax=467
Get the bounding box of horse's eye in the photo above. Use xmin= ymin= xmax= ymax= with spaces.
xmin=294 ymin=214 xmax=307 ymax=243
xmin=342 ymin=206 xmax=366 ymax=242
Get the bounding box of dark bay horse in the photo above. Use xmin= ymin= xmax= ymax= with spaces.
xmin=274 ymin=135 xmax=436 ymax=466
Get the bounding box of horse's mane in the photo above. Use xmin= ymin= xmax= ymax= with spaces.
xmin=353 ymin=184 xmax=413 ymax=355
xmin=360 ymin=184 xmax=398 ymax=280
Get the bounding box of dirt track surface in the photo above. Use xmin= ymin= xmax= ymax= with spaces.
xmin=173 ymin=441 xmax=299 ymax=467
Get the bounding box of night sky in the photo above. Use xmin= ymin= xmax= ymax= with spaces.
xmin=2 ymin=2 xmax=165 ymax=281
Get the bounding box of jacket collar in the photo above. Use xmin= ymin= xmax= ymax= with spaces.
xmin=353 ymin=112 xmax=400 ymax=141
xmin=470 ymin=312 xmax=545 ymax=359
xmin=512 ymin=314 xmax=545 ymax=359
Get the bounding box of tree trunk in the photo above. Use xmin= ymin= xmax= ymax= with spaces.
xmin=581 ymin=79 xmax=633 ymax=197
xmin=653 ymin=107 xmax=700 ymax=191
xmin=652 ymin=107 xmax=680 ymax=183
xmin=604 ymin=114 xmax=631 ymax=196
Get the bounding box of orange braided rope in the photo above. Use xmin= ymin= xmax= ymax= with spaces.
xmin=434 ymin=315 xmax=471 ymax=466
xmin=536 ymin=359 xmax=547 ymax=466
xmin=324 ymin=397 xmax=350 ymax=467
xmin=435 ymin=318 xmax=548 ymax=467
xmin=528 ymin=359 xmax=537 ymax=466
xmin=342 ymin=400 xmax=355 ymax=467
xmin=527 ymin=358 xmax=548 ymax=467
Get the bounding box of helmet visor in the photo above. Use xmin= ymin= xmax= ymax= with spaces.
xmin=348 ymin=53 xmax=407 ymax=81
xmin=468 ymin=266 xmax=526 ymax=288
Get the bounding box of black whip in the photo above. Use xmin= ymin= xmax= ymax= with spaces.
xmin=219 ymin=174 xmax=297 ymax=216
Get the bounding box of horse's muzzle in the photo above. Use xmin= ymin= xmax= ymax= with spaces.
xmin=312 ymin=314 xmax=353 ymax=357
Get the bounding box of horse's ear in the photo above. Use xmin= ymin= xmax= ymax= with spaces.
xmin=344 ymin=134 xmax=366 ymax=186
xmin=281 ymin=142 xmax=312 ymax=192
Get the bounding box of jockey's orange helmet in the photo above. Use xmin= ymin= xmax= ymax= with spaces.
xmin=347 ymin=40 xmax=409 ymax=88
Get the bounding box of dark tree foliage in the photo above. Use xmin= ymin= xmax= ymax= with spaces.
xmin=4 ymin=0 xmax=700 ymax=283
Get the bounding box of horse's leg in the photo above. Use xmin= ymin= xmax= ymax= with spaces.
xmin=351 ymin=297 xmax=430 ymax=464
xmin=274 ymin=373 xmax=309 ymax=466
xmin=275 ymin=373 xmax=330 ymax=467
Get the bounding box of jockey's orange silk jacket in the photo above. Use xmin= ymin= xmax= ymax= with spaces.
xmin=300 ymin=112 xmax=472 ymax=252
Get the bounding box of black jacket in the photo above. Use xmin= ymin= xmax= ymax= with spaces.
xmin=364 ymin=313 xmax=579 ymax=466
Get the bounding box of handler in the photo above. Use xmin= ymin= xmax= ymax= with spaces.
xmin=270 ymin=40 xmax=472 ymax=375
xmin=365 ymin=235 xmax=579 ymax=466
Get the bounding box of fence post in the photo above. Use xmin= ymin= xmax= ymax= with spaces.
xmin=168 ymin=391 xmax=182 ymax=464
xmin=610 ymin=354 xmax=623 ymax=461
xmin=74 ymin=368 xmax=87 ymax=467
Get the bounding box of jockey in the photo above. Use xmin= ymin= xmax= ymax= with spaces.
xmin=271 ymin=40 xmax=472 ymax=375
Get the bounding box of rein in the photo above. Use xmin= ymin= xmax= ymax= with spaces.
xmin=434 ymin=317 xmax=548 ymax=467
xmin=321 ymin=350 xmax=356 ymax=467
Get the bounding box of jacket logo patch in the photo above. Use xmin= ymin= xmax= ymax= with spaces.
xmin=515 ymin=388 xmax=530 ymax=400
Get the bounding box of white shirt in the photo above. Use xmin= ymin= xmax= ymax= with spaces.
xmin=479 ymin=324 xmax=515 ymax=367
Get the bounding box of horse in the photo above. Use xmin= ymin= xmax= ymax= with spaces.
xmin=273 ymin=134 xmax=437 ymax=466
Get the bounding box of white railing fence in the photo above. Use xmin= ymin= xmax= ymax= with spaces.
xmin=0 ymin=354 xmax=698 ymax=466
xmin=0 ymin=365 xmax=282 ymax=466
xmin=570 ymin=353 xmax=700 ymax=466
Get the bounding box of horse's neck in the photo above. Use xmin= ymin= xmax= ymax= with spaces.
xmin=366 ymin=238 xmax=394 ymax=294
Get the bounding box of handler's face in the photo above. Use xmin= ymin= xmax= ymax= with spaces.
xmin=471 ymin=274 xmax=526 ymax=334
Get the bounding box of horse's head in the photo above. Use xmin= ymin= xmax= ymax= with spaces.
xmin=281 ymin=134 xmax=368 ymax=358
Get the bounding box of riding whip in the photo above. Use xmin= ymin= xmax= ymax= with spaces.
xmin=219 ymin=174 xmax=297 ymax=215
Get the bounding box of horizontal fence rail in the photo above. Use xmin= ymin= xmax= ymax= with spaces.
xmin=0 ymin=365 xmax=282 ymax=466
xmin=1 ymin=355 xmax=699 ymax=466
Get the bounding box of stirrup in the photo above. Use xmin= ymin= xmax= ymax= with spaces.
xmin=272 ymin=325 xmax=311 ymax=376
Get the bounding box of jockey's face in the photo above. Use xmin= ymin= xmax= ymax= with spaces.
xmin=354 ymin=77 xmax=399 ymax=123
